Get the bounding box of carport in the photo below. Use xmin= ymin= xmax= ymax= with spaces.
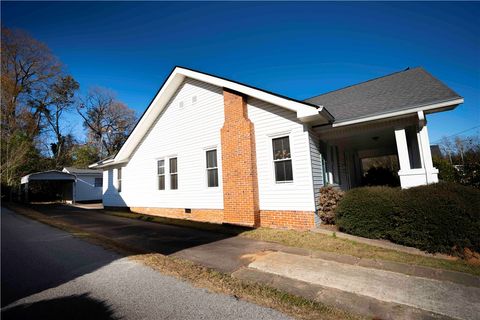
xmin=20 ymin=171 xmax=76 ymax=203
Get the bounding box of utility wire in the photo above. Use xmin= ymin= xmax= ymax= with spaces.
xmin=432 ymin=125 xmax=480 ymax=144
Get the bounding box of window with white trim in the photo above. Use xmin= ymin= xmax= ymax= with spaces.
xmin=272 ymin=136 xmax=293 ymax=183
xmin=117 ymin=168 xmax=122 ymax=192
xmin=157 ymin=159 xmax=165 ymax=190
xmin=169 ymin=157 xmax=178 ymax=190
xmin=206 ymin=149 xmax=218 ymax=187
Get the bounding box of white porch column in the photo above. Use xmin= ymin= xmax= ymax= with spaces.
xmin=395 ymin=127 xmax=424 ymax=188
xmin=416 ymin=114 xmax=438 ymax=184
xmin=395 ymin=114 xmax=439 ymax=188
xmin=394 ymin=128 xmax=411 ymax=171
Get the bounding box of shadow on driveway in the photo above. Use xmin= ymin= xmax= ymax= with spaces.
xmin=2 ymin=294 xmax=118 ymax=320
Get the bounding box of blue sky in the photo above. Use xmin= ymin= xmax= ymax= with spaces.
xmin=2 ymin=1 xmax=479 ymax=143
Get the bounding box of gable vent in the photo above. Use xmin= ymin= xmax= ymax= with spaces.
xmin=179 ymin=101 xmax=184 ymax=109
xmin=192 ymin=96 xmax=197 ymax=104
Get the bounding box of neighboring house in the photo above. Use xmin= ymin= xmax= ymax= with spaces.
xmin=21 ymin=167 xmax=103 ymax=203
xmin=62 ymin=167 xmax=103 ymax=202
xmin=90 ymin=66 xmax=463 ymax=230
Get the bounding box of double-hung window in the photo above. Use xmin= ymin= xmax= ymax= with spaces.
xmin=272 ymin=136 xmax=293 ymax=183
xmin=157 ymin=159 xmax=165 ymax=190
xmin=169 ymin=157 xmax=178 ymax=190
xmin=206 ymin=149 xmax=218 ymax=187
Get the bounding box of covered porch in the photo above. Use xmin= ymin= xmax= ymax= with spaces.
xmin=313 ymin=111 xmax=438 ymax=190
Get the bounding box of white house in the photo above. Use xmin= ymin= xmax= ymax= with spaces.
xmin=90 ymin=66 xmax=463 ymax=230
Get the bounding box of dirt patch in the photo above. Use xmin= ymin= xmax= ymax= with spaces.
xmin=464 ymin=248 xmax=480 ymax=266
xmin=240 ymin=250 xmax=276 ymax=264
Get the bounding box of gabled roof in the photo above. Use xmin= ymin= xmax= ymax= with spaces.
xmin=92 ymin=66 xmax=332 ymax=167
xmin=305 ymin=67 xmax=463 ymax=126
xmin=63 ymin=167 xmax=102 ymax=175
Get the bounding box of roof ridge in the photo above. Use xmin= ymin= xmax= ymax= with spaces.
xmin=175 ymin=65 xmax=321 ymax=109
xmin=304 ymin=66 xmax=423 ymax=102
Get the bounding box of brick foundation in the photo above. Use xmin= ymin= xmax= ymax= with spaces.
xmin=127 ymin=207 xmax=314 ymax=230
xmin=259 ymin=210 xmax=316 ymax=231
xmin=130 ymin=207 xmax=224 ymax=224
xmin=220 ymin=89 xmax=260 ymax=227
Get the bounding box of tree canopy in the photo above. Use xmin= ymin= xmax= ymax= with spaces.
xmin=1 ymin=27 xmax=136 ymax=197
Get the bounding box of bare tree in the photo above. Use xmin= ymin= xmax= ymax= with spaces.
xmin=1 ymin=27 xmax=66 ymax=190
xmin=42 ymin=75 xmax=80 ymax=166
xmin=439 ymin=136 xmax=455 ymax=164
xmin=77 ymin=87 xmax=136 ymax=157
xmin=1 ymin=27 xmax=62 ymax=138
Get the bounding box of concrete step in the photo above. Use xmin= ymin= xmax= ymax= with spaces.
xmin=233 ymin=252 xmax=480 ymax=320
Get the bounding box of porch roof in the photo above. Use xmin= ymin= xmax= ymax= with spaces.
xmin=305 ymin=67 xmax=462 ymax=123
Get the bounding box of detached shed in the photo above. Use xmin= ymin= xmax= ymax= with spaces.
xmin=21 ymin=171 xmax=76 ymax=203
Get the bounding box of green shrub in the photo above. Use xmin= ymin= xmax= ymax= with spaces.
xmin=335 ymin=183 xmax=480 ymax=256
xmin=390 ymin=183 xmax=480 ymax=254
xmin=336 ymin=186 xmax=398 ymax=239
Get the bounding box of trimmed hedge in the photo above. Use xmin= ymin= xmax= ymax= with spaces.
xmin=336 ymin=183 xmax=480 ymax=256
xmin=335 ymin=187 xmax=398 ymax=239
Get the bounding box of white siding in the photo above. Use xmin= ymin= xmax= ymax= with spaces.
xmin=247 ymin=98 xmax=316 ymax=212
xmin=102 ymin=78 xmax=224 ymax=209
xmin=75 ymin=174 xmax=102 ymax=201
xmin=308 ymin=132 xmax=324 ymax=210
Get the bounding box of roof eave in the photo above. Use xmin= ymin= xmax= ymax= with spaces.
xmin=331 ymin=97 xmax=463 ymax=128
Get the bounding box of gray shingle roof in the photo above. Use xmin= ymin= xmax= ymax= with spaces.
xmin=305 ymin=67 xmax=462 ymax=123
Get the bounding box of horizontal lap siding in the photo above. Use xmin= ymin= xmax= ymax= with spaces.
xmin=247 ymin=98 xmax=316 ymax=212
xmin=309 ymin=132 xmax=324 ymax=210
xmin=103 ymin=78 xmax=224 ymax=209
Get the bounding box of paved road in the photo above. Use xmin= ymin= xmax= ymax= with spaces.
xmin=1 ymin=207 xmax=291 ymax=320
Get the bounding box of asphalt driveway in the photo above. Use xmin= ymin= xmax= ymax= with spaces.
xmin=32 ymin=204 xmax=295 ymax=272
xmin=1 ymin=207 xmax=291 ymax=320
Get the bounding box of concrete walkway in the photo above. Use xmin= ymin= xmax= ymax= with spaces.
xmin=13 ymin=204 xmax=480 ymax=320
xmin=247 ymin=252 xmax=480 ymax=320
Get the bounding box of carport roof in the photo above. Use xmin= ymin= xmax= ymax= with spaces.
xmin=21 ymin=170 xmax=76 ymax=184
